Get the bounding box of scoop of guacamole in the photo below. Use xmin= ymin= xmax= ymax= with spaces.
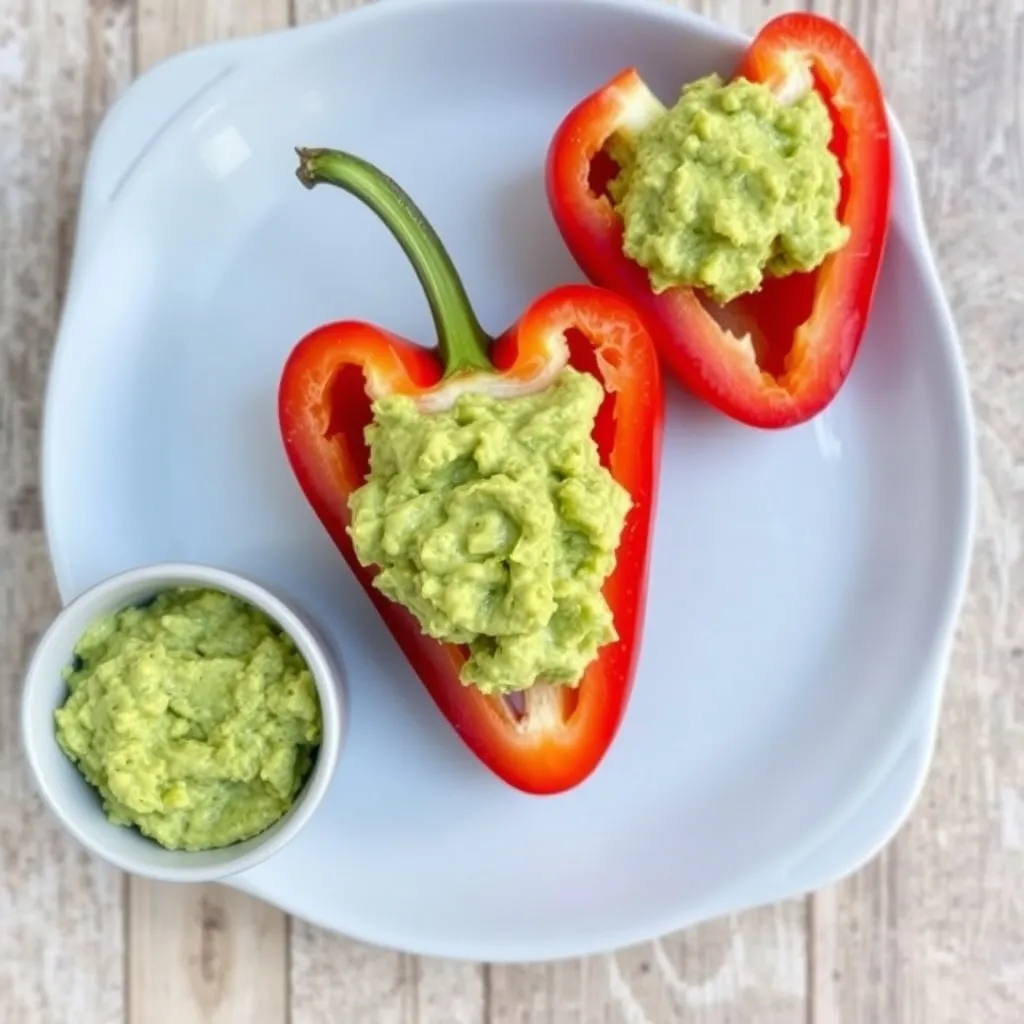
xmin=54 ymin=588 xmax=322 ymax=852
xmin=609 ymin=73 xmax=850 ymax=305
xmin=348 ymin=368 xmax=632 ymax=694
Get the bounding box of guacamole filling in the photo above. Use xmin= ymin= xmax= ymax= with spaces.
xmin=608 ymin=73 xmax=850 ymax=305
xmin=348 ymin=368 xmax=632 ymax=695
xmin=54 ymin=588 xmax=322 ymax=852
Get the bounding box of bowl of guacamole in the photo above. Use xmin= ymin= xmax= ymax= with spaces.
xmin=19 ymin=563 xmax=345 ymax=882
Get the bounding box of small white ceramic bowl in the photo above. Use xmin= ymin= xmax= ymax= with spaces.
xmin=20 ymin=562 xmax=345 ymax=883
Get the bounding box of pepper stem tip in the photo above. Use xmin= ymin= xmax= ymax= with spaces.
xmin=291 ymin=146 xmax=494 ymax=378
xmin=295 ymin=147 xmax=322 ymax=190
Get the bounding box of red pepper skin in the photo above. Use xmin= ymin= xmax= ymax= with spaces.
xmin=279 ymin=285 xmax=662 ymax=795
xmin=545 ymin=12 xmax=892 ymax=429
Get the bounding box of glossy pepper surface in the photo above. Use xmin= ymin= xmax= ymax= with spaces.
xmin=545 ymin=12 xmax=892 ymax=428
xmin=278 ymin=148 xmax=663 ymax=794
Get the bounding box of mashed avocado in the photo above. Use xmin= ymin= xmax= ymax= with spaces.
xmin=609 ymin=73 xmax=850 ymax=304
xmin=348 ymin=368 xmax=631 ymax=694
xmin=54 ymin=588 xmax=322 ymax=852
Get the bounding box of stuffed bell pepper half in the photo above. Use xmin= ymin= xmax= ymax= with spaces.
xmin=546 ymin=12 xmax=892 ymax=428
xmin=278 ymin=149 xmax=663 ymax=795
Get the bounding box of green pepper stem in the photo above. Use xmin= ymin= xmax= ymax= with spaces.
xmin=295 ymin=148 xmax=493 ymax=376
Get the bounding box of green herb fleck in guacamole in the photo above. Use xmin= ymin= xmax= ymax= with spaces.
xmin=609 ymin=73 xmax=850 ymax=305
xmin=54 ymin=588 xmax=322 ymax=852
xmin=347 ymin=368 xmax=632 ymax=695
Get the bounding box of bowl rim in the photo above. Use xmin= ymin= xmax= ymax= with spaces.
xmin=19 ymin=560 xmax=346 ymax=883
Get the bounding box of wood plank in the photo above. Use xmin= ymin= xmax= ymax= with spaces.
xmin=0 ymin=1 xmax=132 ymax=1020
xmin=127 ymin=4 xmax=291 ymax=1024
xmin=290 ymin=921 xmax=486 ymax=1024
xmin=128 ymin=881 xmax=288 ymax=1024
xmin=136 ymin=0 xmax=291 ymax=71
xmin=809 ymin=0 xmax=1024 ymax=1021
xmin=287 ymin=0 xmax=809 ymax=1021
xmin=487 ymin=0 xmax=809 ymax=1014
xmin=286 ymin=1 xmax=487 ymax=1019
xmin=489 ymin=904 xmax=808 ymax=1024
xmin=292 ymin=0 xmax=368 ymax=22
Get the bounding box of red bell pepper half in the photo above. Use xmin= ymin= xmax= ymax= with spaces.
xmin=545 ymin=12 xmax=892 ymax=428
xmin=279 ymin=148 xmax=663 ymax=795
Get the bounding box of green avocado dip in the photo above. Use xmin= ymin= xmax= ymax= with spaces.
xmin=348 ymin=367 xmax=632 ymax=695
xmin=608 ymin=73 xmax=850 ymax=304
xmin=54 ymin=588 xmax=322 ymax=852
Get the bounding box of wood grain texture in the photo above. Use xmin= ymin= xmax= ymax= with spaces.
xmin=126 ymin=4 xmax=291 ymax=1024
xmin=290 ymin=923 xmax=486 ymax=1024
xmin=489 ymin=1 xmax=811 ymax=1020
xmin=3 ymin=0 xmax=1020 ymax=1021
xmin=0 ymin=1 xmax=132 ymax=1022
xmin=488 ymin=905 xmax=808 ymax=1024
xmin=128 ymin=882 xmax=287 ymax=1024
xmin=809 ymin=0 xmax=1024 ymax=1021
xmin=137 ymin=0 xmax=290 ymax=70
xmin=282 ymin=5 xmax=486 ymax=1020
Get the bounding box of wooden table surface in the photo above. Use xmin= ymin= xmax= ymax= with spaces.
xmin=2 ymin=0 xmax=1020 ymax=1021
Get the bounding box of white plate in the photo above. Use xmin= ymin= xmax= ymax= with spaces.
xmin=42 ymin=0 xmax=975 ymax=961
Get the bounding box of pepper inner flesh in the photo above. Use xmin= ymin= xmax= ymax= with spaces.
xmin=500 ymin=683 xmax=581 ymax=727
xmin=562 ymin=328 xmax=618 ymax=467
xmin=326 ymin=362 xmax=374 ymax=483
